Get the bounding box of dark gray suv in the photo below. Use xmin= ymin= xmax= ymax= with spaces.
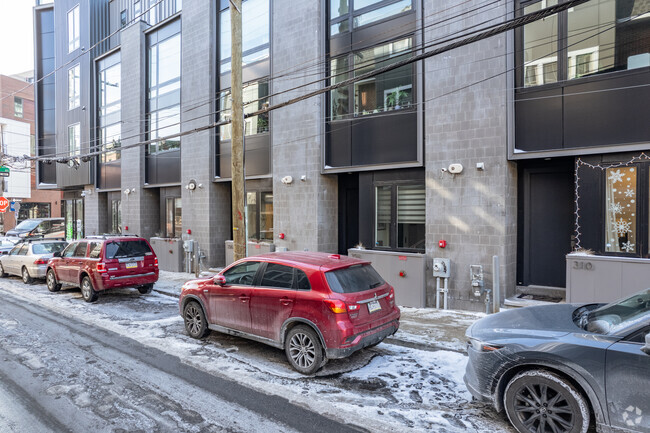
xmin=464 ymin=289 xmax=650 ymax=433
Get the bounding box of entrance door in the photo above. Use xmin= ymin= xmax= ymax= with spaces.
xmin=519 ymin=165 xmax=574 ymax=288
xmin=65 ymin=199 xmax=84 ymax=240
xmin=338 ymin=174 xmax=359 ymax=255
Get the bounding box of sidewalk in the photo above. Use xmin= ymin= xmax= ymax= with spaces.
xmin=156 ymin=270 xmax=483 ymax=354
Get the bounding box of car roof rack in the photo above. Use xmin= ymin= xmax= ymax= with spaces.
xmin=85 ymin=234 xmax=140 ymax=239
xmin=15 ymin=236 xmax=67 ymax=244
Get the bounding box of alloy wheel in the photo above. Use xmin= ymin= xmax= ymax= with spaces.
xmin=288 ymin=332 xmax=316 ymax=369
xmin=185 ymin=304 xmax=203 ymax=336
xmin=22 ymin=267 xmax=31 ymax=284
xmin=512 ymin=382 xmax=577 ymax=432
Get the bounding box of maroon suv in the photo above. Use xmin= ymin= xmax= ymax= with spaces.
xmin=46 ymin=235 xmax=159 ymax=302
xmin=179 ymin=252 xmax=400 ymax=374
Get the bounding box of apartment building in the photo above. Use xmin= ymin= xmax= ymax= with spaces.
xmin=33 ymin=0 xmax=650 ymax=310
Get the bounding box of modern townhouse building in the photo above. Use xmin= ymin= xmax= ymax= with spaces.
xmin=33 ymin=0 xmax=649 ymax=311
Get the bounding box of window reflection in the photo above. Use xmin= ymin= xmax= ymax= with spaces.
xmin=99 ymin=55 xmax=121 ymax=163
xmin=220 ymin=0 xmax=270 ymax=73
xmin=220 ymin=80 xmax=270 ymax=140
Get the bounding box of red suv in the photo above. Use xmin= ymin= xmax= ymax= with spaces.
xmin=179 ymin=252 xmax=400 ymax=374
xmin=46 ymin=235 xmax=159 ymax=302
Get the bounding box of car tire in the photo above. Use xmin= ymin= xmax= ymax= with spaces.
xmin=504 ymin=370 xmax=590 ymax=433
xmin=46 ymin=269 xmax=61 ymax=292
xmin=183 ymin=301 xmax=209 ymax=339
xmin=285 ymin=325 xmax=325 ymax=375
xmin=0 ymin=262 xmax=6 ymax=278
xmin=21 ymin=267 xmax=33 ymax=284
xmin=80 ymin=276 xmax=99 ymax=303
xmin=137 ymin=284 xmax=153 ymax=294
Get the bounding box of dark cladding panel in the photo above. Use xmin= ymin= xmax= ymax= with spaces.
xmin=146 ymin=150 xmax=181 ymax=185
xmin=218 ymin=135 xmax=270 ymax=179
xmin=326 ymin=121 xmax=352 ymax=167
xmin=351 ymin=111 xmax=417 ymax=166
xmin=514 ymin=88 xmax=563 ymax=151
xmin=564 ymin=71 xmax=650 ymax=148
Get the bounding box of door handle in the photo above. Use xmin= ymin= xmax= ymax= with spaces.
xmin=239 ymin=295 xmax=250 ymax=302
xmin=279 ymin=297 xmax=293 ymax=306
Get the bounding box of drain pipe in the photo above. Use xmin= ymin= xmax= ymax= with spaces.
xmin=492 ymin=255 xmax=500 ymax=314
xmin=443 ymin=276 xmax=448 ymax=310
xmin=436 ymin=276 xmax=449 ymax=309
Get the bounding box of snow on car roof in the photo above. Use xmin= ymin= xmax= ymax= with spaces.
xmin=244 ymin=251 xmax=369 ymax=271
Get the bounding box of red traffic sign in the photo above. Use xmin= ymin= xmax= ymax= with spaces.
xmin=0 ymin=197 xmax=9 ymax=213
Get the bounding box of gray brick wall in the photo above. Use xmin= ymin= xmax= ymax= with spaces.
xmin=120 ymin=21 xmax=159 ymax=240
xmin=180 ymin=0 xmax=231 ymax=267
xmin=423 ymin=0 xmax=517 ymax=311
xmin=271 ymin=0 xmax=338 ymax=253
xmin=83 ymin=186 xmax=108 ymax=236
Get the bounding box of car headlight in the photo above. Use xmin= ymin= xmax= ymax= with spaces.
xmin=468 ymin=338 xmax=503 ymax=352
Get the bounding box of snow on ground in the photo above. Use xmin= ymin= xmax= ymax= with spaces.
xmin=0 ymin=274 xmax=514 ymax=433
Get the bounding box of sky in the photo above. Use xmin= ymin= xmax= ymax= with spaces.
xmin=0 ymin=0 xmax=35 ymax=76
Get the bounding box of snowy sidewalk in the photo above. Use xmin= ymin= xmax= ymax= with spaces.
xmin=155 ymin=270 xmax=483 ymax=354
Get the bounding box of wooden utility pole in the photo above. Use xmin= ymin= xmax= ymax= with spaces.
xmin=230 ymin=0 xmax=246 ymax=261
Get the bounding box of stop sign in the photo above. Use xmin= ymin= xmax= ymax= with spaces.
xmin=0 ymin=197 xmax=9 ymax=213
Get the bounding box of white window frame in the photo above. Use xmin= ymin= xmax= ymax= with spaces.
xmin=67 ymin=5 xmax=80 ymax=53
xmin=68 ymin=64 xmax=80 ymax=110
xmin=68 ymin=123 xmax=81 ymax=157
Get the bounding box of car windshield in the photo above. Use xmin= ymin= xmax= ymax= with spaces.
xmin=32 ymin=242 xmax=67 ymax=255
xmin=105 ymin=240 xmax=152 ymax=259
xmin=14 ymin=220 xmax=41 ymax=231
xmin=325 ymin=264 xmax=386 ymax=294
xmin=1 ymin=239 xmax=17 ymax=247
xmin=584 ymin=289 xmax=650 ymax=334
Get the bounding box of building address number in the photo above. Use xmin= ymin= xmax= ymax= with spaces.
xmin=572 ymin=261 xmax=593 ymax=271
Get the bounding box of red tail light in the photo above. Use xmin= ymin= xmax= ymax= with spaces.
xmin=154 ymin=257 xmax=159 ymax=267
xmin=34 ymin=258 xmax=48 ymax=265
xmin=388 ymin=287 xmax=395 ymax=300
xmin=96 ymin=262 xmax=107 ymax=273
xmin=323 ymin=299 xmax=347 ymax=314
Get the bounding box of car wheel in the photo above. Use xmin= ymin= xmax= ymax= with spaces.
xmin=46 ymin=269 xmax=61 ymax=292
xmin=0 ymin=262 xmax=6 ymax=278
xmin=285 ymin=325 xmax=325 ymax=375
xmin=137 ymin=284 xmax=153 ymax=294
xmin=183 ymin=301 xmax=209 ymax=339
xmin=80 ymin=276 xmax=99 ymax=303
xmin=504 ymin=370 xmax=590 ymax=433
xmin=21 ymin=267 xmax=33 ymax=284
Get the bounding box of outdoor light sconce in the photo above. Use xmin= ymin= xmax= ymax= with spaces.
xmin=281 ymin=176 xmax=293 ymax=185
xmin=186 ymin=179 xmax=197 ymax=191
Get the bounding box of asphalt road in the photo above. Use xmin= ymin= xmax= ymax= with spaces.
xmin=0 ymin=292 xmax=366 ymax=433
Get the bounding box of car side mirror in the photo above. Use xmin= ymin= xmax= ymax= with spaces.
xmin=642 ymin=334 xmax=650 ymax=355
xmin=53 ymin=251 xmax=62 ymax=258
xmin=214 ymin=275 xmax=226 ymax=286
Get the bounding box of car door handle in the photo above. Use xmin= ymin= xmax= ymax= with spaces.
xmin=239 ymin=295 xmax=250 ymax=302
xmin=279 ymin=297 xmax=293 ymax=306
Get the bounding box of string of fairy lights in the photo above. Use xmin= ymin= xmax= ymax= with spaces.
xmin=574 ymin=152 xmax=650 ymax=251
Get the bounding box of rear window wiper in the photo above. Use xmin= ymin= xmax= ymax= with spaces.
xmin=369 ymin=282 xmax=382 ymax=289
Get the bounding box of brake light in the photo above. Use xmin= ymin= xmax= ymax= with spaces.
xmin=324 ymin=299 xmax=347 ymax=314
xmin=154 ymin=257 xmax=159 ymax=267
xmin=388 ymin=287 xmax=395 ymax=300
xmin=96 ymin=262 xmax=107 ymax=273
xmin=34 ymin=258 xmax=48 ymax=265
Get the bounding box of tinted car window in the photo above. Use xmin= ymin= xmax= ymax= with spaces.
xmin=73 ymin=242 xmax=88 ymax=257
xmin=223 ymin=262 xmax=261 ymax=286
xmin=260 ymin=263 xmax=294 ymax=289
xmin=9 ymin=245 xmax=21 ymax=255
xmin=88 ymin=242 xmax=102 ymax=259
xmin=32 ymin=242 xmax=67 ymax=255
xmin=62 ymin=243 xmax=77 ymax=258
xmin=105 ymin=240 xmax=152 ymax=259
xmin=18 ymin=244 xmax=29 ymax=255
xmin=296 ymin=269 xmax=311 ymax=291
xmin=14 ymin=219 xmax=41 ymax=231
xmin=325 ymin=264 xmax=385 ymax=294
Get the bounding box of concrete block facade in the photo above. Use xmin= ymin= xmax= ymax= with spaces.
xmin=271 ymin=0 xmax=338 ymax=254
xmin=423 ymin=0 xmax=517 ymax=310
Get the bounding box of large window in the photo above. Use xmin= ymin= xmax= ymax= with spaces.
xmin=148 ymin=22 xmax=181 ymax=155
xmin=219 ymin=80 xmax=270 ymax=140
xmin=605 ymin=166 xmax=638 ymax=253
xmin=330 ymin=37 xmax=413 ymax=120
xmin=68 ymin=64 xmax=80 ymax=110
xmin=68 ymin=5 xmax=80 ymax=53
xmin=111 ymin=200 xmax=122 ymax=234
xmin=520 ymin=0 xmax=650 ymax=88
xmin=330 ymin=0 xmax=413 ymax=36
xmin=220 ymin=0 xmax=269 ymax=73
xmin=98 ymin=54 xmax=121 ymax=162
xmin=68 ymin=123 xmax=80 ymax=156
xmin=246 ymin=191 xmax=273 ymax=241
xmin=375 ymin=182 xmax=425 ymax=250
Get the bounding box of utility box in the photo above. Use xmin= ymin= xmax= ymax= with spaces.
xmin=348 ymin=248 xmax=426 ymax=307
xmin=150 ymin=237 xmax=184 ymax=272
xmin=433 ymin=258 xmax=450 ymax=278
xmin=225 ymin=241 xmax=276 ymax=266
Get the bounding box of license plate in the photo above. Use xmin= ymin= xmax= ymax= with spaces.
xmin=125 ymin=262 xmax=138 ymax=269
xmin=367 ymin=299 xmax=382 ymax=313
